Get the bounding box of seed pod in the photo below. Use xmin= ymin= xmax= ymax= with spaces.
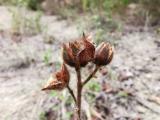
xmin=94 ymin=42 xmax=114 ymax=66
xmin=62 ymin=33 xmax=95 ymax=67
xmin=42 ymin=63 xmax=70 ymax=90
xmin=78 ymin=36 xmax=95 ymax=66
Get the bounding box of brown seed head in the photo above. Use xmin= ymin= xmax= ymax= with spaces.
xmin=78 ymin=34 xmax=95 ymax=66
xmin=94 ymin=42 xmax=114 ymax=66
xmin=42 ymin=63 xmax=70 ymax=91
xmin=62 ymin=33 xmax=95 ymax=67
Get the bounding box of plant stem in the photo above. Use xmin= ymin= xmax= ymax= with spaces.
xmin=67 ymin=85 xmax=76 ymax=103
xmin=74 ymin=65 xmax=100 ymax=120
xmin=82 ymin=65 xmax=100 ymax=87
xmin=76 ymin=67 xmax=82 ymax=120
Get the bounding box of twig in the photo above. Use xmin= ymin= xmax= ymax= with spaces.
xmin=82 ymin=65 xmax=100 ymax=87
xmin=67 ymin=85 xmax=76 ymax=103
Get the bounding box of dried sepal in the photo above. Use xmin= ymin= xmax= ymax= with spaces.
xmin=60 ymin=63 xmax=70 ymax=83
xmin=41 ymin=75 xmax=63 ymax=90
xmin=42 ymin=63 xmax=70 ymax=91
xmin=63 ymin=44 xmax=75 ymax=67
xmin=94 ymin=42 xmax=114 ymax=66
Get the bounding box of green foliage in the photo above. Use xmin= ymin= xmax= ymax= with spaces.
xmin=87 ymin=81 xmax=100 ymax=92
xmin=91 ymin=15 xmax=103 ymax=28
xmin=39 ymin=112 xmax=46 ymax=120
xmin=86 ymin=81 xmax=100 ymax=104
xmin=9 ymin=8 xmax=21 ymax=34
xmin=43 ymin=49 xmax=52 ymax=65
xmin=49 ymin=90 xmax=73 ymax=119
xmin=82 ymin=0 xmax=88 ymax=11
xmin=140 ymin=0 xmax=160 ymax=23
xmin=1 ymin=0 xmax=160 ymax=21
xmin=81 ymin=0 xmax=98 ymax=12
xmin=117 ymin=91 xmax=129 ymax=97
xmin=94 ymin=28 xmax=105 ymax=45
xmin=0 ymin=0 xmax=41 ymax=10
xmin=66 ymin=111 xmax=73 ymax=120
xmin=50 ymin=91 xmax=58 ymax=97
xmin=57 ymin=7 xmax=78 ymax=20
xmin=79 ymin=0 xmax=131 ymax=14
xmin=0 ymin=0 xmax=11 ymax=5
xmin=9 ymin=8 xmax=42 ymax=35
xmin=103 ymin=0 xmax=130 ymax=11
xmin=26 ymin=0 xmax=41 ymax=10
xmin=54 ymin=62 xmax=61 ymax=70
xmin=108 ymin=69 xmax=118 ymax=81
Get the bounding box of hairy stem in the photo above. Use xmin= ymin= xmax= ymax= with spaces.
xmin=82 ymin=65 xmax=100 ymax=87
xmin=67 ymin=85 xmax=76 ymax=103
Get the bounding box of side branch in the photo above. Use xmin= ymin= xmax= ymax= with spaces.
xmin=67 ymin=85 xmax=76 ymax=103
xmin=82 ymin=65 xmax=100 ymax=87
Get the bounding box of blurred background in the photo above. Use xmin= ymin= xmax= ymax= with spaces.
xmin=0 ymin=0 xmax=160 ymax=120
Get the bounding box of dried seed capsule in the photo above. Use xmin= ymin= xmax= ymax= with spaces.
xmin=94 ymin=42 xmax=114 ymax=66
xmin=62 ymin=33 xmax=95 ymax=67
xmin=42 ymin=63 xmax=70 ymax=90
xmin=78 ymin=37 xmax=95 ymax=66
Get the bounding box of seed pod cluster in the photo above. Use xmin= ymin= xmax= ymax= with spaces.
xmin=63 ymin=34 xmax=114 ymax=67
xmin=42 ymin=33 xmax=114 ymax=91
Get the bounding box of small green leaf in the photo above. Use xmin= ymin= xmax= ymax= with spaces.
xmin=87 ymin=81 xmax=100 ymax=92
xmin=66 ymin=111 xmax=73 ymax=119
xmin=43 ymin=49 xmax=52 ymax=65
xmin=117 ymin=91 xmax=128 ymax=97
xmin=50 ymin=91 xmax=58 ymax=97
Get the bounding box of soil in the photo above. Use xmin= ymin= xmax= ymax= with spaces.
xmin=0 ymin=6 xmax=160 ymax=120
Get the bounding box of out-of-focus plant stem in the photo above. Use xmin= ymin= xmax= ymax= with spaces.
xmin=67 ymin=85 xmax=76 ymax=103
xmin=82 ymin=65 xmax=100 ymax=87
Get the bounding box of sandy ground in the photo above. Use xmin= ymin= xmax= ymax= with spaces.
xmin=0 ymin=6 xmax=160 ymax=120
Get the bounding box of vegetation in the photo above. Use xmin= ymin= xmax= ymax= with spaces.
xmin=43 ymin=48 xmax=52 ymax=65
xmin=0 ymin=1 xmax=159 ymax=119
xmin=41 ymin=33 xmax=114 ymax=120
xmin=1 ymin=0 xmax=159 ymax=35
xmin=1 ymin=0 xmax=159 ymax=20
xmin=0 ymin=0 xmax=42 ymax=10
xmin=9 ymin=7 xmax=42 ymax=35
